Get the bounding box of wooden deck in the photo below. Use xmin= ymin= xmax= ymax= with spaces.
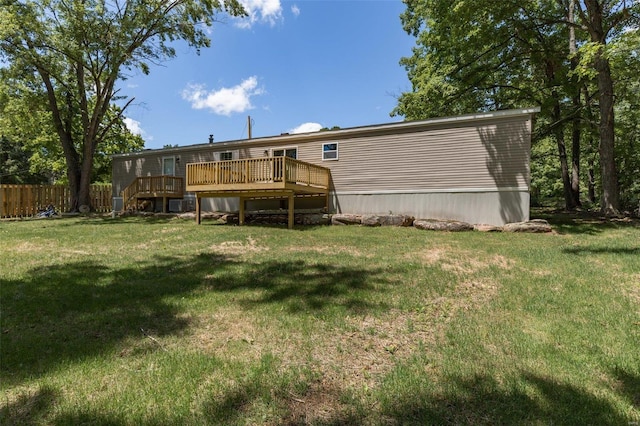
xmin=122 ymin=175 xmax=184 ymax=212
xmin=186 ymin=157 xmax=331 ymax=228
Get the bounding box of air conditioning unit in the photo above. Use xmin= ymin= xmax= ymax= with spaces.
xmin=169 ymin=198 xmax=195 ymax=213
xmin=169 ymin=199 xmax=185 ymax=212
xmin=184 ymin=197 xmax=195 ymax=211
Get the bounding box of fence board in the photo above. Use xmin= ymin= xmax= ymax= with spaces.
xmin=0 ymin=184 xmax=113 ymax=218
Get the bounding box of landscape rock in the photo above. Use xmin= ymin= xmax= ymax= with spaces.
xmin=413 ymin=219 xmax=474 ymax=232
xmin=503 ymin=219 xmax=552 ymax=233
xmin=301 ymin=213 xmax=331 ymax=226
xmin=331 ymin=213 xmax=362 ymax=226
xmin=474 ymin=224 xmax=503 ymax=232
xmin=222 ymin=214 xmax=239 ymax=225
xmin=381 ymin=215 xmax=415 ymax=227
xmin=361 ymin=215 xmax=383 ymax=227
xmin=176 ymin=212 xmax=196 ymax=220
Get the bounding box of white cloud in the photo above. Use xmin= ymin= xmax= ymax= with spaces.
xmin=290 ymin=122 xmax=323 ymax=134
xmin=123 ymin=117 xmax=153 ymax=141
xmin=291 ymin=4 xmax=300 ymax=17
xmin=182 ymin=76 xmax=264 ymax=116
xmin=236 ymin=0 xmax=283 ymax=28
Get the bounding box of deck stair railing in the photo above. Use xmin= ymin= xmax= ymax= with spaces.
xmin=121 ymin=175 xmax=184 ymax=208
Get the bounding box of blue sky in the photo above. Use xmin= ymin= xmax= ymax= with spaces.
xmin=120 ymin=0 xmax=415 ymax=150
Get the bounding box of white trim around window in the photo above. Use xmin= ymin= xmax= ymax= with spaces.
xmin=322 ymin=142 xmax=338 ymax=161
xmin=219 ymin=151 xmax=233 ymax=161
xmin=162 ymin=156 xmax=176 ymax=176
xmin=271 ymin=146 xmax=298 ymax=159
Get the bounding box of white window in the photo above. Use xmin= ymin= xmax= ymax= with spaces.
xmin=220 ymin=152 xmax=233 ymax=161
xmin=272 ymin=147 xmax=297 ymax=159
xmin=162 ymin=156 xmax=175 ymax=176
xmin=322 ymin=143 xmax=338 ymax=161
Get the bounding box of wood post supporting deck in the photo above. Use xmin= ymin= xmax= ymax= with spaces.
xmin=239 ymin=197 xmax=245 ymax=226
xmin=193 ymin=191 xmax=324 ymax=229
xmin=288 ymin=193 xmax=294 ymax=230
xmin=195 ymin=196 xmax=201 ymax=225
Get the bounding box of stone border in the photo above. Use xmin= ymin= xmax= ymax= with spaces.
xmin=117 ymin=210 xmax=553 ymax=233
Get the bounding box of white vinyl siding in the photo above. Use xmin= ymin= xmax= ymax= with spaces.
xmin=111 ymin=110 xmax=535 ymax=223
xmin=317 ymin=117 xmax=531 ymax=193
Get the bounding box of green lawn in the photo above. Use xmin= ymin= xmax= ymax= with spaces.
xmin=1 ymin=215 xmax=639 ymax=425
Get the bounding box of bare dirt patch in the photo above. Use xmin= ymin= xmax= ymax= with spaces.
xmin=623 ymin=274 xmax=640 ymax=310
xmin=10 ymin=241 xmax=55 ymax=253
xmin=286 ymin=245 xmax=366 ymax=257
xmin=181 ymin=246 xmax=508 ymax=423
xmin=415 ymin=247 xmax=515 ymax=276
xmin=209 ymin=237 xmax=269 ymax=256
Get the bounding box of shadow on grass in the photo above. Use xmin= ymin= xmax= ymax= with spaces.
xmin=533 ymin=210 xmax=640 ymax=235
xmin=43 ymin=215 xmax=185 ymax=227
xmin=0 ymin=386 xmax=59 ymax=426
xmin=563 ymin=246 xmax=640 ymax=255
xmin=613 ymin=367 xmax=640 ymax=410
xmin=1 ymin=252 xmax=392 ymax=391
xmin=376 ymin=372 xmax=636 ymax=425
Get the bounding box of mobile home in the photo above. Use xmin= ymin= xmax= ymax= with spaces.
xmin=112 ymin=108 xmax=538 ymax=226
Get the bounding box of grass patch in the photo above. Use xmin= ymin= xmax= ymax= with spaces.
xmin=1 ymin=215 xmax=639 ymax=425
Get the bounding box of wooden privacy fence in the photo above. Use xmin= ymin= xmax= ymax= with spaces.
xmin=0 ymin=184 xmax=112 ymax=218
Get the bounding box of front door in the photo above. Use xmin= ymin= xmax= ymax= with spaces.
xmin=272 ymin=148 xmax=297 ymax=181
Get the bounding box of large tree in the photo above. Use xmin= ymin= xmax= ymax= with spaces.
xmin=394 ymin=0 xmax=639 ymax=213
xmin=568 ymin=0 xmax=638 ymax=213
xmin=0 ymin=68 xmax=144 ymax=185
xmin=0 ymin=0 xmax=246 ymax=211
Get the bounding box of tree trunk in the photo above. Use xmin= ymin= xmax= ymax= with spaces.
xmin=78 ymin=143 xmax=95 ymax=210
xmin=571 ymin=95 xmax=582 ymax=208
xmin=555 ymin=126 xmax=575 ymax=210
xmin=552 ymin=90 xmax=575 ymax=210
xmin=581 ymin=0 xmax=620 ymax=214
xmin=595 ymin=54 xmax=619 ymax=214
xmin=568 ymin=0 xmax=582 ymax=208
xmin=588 ymin=154 xmax=597 ymax=203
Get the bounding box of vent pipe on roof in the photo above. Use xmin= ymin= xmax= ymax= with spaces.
xmin=247 ymin=116 xmax=252 ymax=140
xmin=209 ymin=134 xmax=214 ymax=143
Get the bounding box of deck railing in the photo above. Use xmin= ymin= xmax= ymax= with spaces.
xmin=122 ymin=175 xmax=184 ymax=204
xmin=186 ymin=157 xmax=330 ymax=190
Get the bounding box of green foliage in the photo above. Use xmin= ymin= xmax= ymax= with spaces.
xmin=611 ymin=29 xmax=640 ymax=210
xmin=0 ymin=135 xmax=48 ymax=184
xmin=395 ymin=0 xmax=640 ymax=211
xmin=0 ymin=0 xmax=247 ymax=208
xmin=0 ymin=71 xmax=143 ymax=184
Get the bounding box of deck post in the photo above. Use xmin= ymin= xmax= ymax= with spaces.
xmin=239 ymin=197 xmax=245 ymax=226
xmin=196 ymin=195 xmax=201 ymax=225
xmin=288 ymin=193 xmax=294 ymax=230
xmin=163 ymin=196 xmax=167 ymax=213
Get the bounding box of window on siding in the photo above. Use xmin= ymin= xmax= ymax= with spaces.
xmin=273 ymin=147 xmax=297 ymax=159
xmin=322 ymin=143 xmax=338 ymax=161
xmin=162 ymin=156 xmax=175 ymax=175
xmin=220 ymin=152 xmax=233 ymax=161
